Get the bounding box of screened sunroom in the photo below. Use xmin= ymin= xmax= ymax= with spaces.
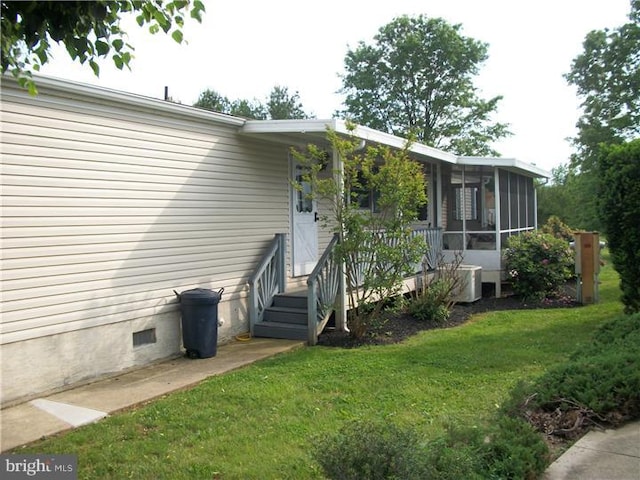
xmin=438 ymin=158 xmax=549 ymax=296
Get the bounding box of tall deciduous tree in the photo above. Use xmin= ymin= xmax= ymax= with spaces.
xmin=565 ymin=0 xmax=639 ymax=172
xmin=193 ymin=89 xmax=231 ymax=113
xmin=194 ymin=85 xmax=311 ymax=120
xmin=536 ymin=164 xmax=601 ymax=231
xmin=552 ymin=0 xmax=640 ymax=232
xmin=340 ymin=15 xmax=510 ymax=156
xmin=193 ymin=89 xmax=266 ymax=118
xmin=1 ymin=0 xmax=205 ymax=94
xmin=267 ymin=85 xmax=307 ymax=120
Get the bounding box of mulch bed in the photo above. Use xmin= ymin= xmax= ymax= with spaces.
xmin=317 ymin=282 xmax=580 ymax=348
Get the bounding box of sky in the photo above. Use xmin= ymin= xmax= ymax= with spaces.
xmin=38 ymin=0 xmax=633 ymax=173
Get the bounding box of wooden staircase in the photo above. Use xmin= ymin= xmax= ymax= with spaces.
xmin=253 ymin=291 xmax=310 ymax=341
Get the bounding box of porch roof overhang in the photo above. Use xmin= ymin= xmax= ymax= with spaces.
xmin=240 ymin=118 xmax=458 ymax=165
xmin=241 ymin=119 xmax=550 ymax=179
xmin=457 ymin=156 xmax=551 ymax=179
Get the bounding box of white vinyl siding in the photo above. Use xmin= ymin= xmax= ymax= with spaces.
xmin=1 ymin=81 xmax=289 ymax=345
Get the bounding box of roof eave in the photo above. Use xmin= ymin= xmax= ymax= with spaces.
xmin=241 ymin=118 xmax=458 ymax=164
xmin=457 ymin=156 xmax=551 ymax=178
xmin=3 ymin=73 xmax=246 ymax=127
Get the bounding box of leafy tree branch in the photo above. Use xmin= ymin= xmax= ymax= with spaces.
xmin=1 ymin=0 xmax=205 ymax=94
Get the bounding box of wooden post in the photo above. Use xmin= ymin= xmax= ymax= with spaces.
xmin=574 ymin=232 xmax=600 ymax=304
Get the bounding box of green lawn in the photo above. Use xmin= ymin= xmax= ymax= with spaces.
xmin=16 ymin=259 xmax=623 ymax=479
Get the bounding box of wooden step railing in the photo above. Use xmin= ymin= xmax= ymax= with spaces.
xmin=306 ymin=234 xmax=342 ymax=345
xmin=248 ymin=233 xmax=286 ymax=336
xmin=249 ymin=228 xmax=440 ymax=343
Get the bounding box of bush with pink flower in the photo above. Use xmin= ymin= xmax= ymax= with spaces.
xmin=503 ymin=231 xmax=574 ymax=300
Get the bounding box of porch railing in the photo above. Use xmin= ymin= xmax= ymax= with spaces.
xmin=412 ymin=227 xmax=443 ymax=271
xmin=248 ymin=233 xmax=286 ymax=335
xmin=248 ymin=229 xmax=440 ymax=342
xmin=307 ymin=234 xmax=342 ymax=345
xmin=351 ymin=227 xmax=443 ymax=286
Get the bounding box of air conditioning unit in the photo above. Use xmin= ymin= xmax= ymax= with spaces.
xmin=454 ymin=265 xmax=482 ymax=303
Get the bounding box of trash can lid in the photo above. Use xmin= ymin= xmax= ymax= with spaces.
xmin=177 ymin=288 xmax=224 ymax=305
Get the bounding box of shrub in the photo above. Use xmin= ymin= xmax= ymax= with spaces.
xmin=422 ymin=428 xmax=483 ymax=480
xmin=478 ymin=417 xmax=549 ymax=480
xmin=314 ymin=417 xmax=549 ymax=480
xmin=409 ymin=252 xmax=464 ymax=323
xmin=408 ymin=278 xmax=454 ymax=323
xmin=541 ymin=215 xmax=575 ymax=242
xmin=424 ymin=418 xmax=547 ymax=480
xmin=313 ymin=420 xmax=432 ymax=480
xmin=538 ymin=314 xmax=640 ymax=421
xmin=503 ymin=231 xmax=574 ymax=300
xmin=598 ymin=140 xmax=640 ymax=314
xmin=505 ymin=314 xmax=640 ymax=427
xmin=588 ymin=312 xmax=640 ymax=348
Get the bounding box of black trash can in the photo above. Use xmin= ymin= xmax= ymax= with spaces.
xmin=174 ymin=288 xmax=224 ymax=359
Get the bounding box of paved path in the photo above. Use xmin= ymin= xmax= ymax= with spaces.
xmin=1 ymin=338 xmax=304 ymax=452
xmin=543 ymin=421 xmax=640 ymax=480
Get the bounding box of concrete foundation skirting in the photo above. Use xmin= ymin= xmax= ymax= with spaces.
xmin=1 ymin=296 xmax=255 ymax=406
xmin=1 ymin=338 xmax=304 ymax=452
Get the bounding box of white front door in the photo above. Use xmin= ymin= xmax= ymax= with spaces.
xmin=291 ymin=162 xmax=318 ymax=276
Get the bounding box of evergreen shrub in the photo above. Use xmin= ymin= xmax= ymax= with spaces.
xmin=598 ymin=140 xmax=640 ymax=313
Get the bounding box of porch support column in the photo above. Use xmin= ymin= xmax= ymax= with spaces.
xmin=333 ymin=147 xmax=348 ymax=332
xmin=494 ymin=168 xmax=502 ymax=298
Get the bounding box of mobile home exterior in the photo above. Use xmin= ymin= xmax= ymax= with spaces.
xmin=0 ymin=77 xmax=548 ymax=405
xmin=1 ymin=77 xmax=294 ymax=404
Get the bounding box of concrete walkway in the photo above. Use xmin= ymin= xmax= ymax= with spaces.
xmin=543 ymin=420 xmax=640 ymax=480
xmin=1 ymin=337 xmax=304 ymax=452
xmin=1 ymin=337 xmax=638 ymax=480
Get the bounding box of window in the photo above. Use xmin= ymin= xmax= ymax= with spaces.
xmin=526 ymin=178 xmax=535 ymax=228
xmin=454 ymin=186 xmax=478 ymax=221
xmin=497 ymin=169 xmax=536 ymax=242
xmin=351 ymin=169 xmax=382 ymax=213
xmin=509 ymin=172 xmax=518 ymax=228
xmin=295 ymin=165 xmax=313 ymax=213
